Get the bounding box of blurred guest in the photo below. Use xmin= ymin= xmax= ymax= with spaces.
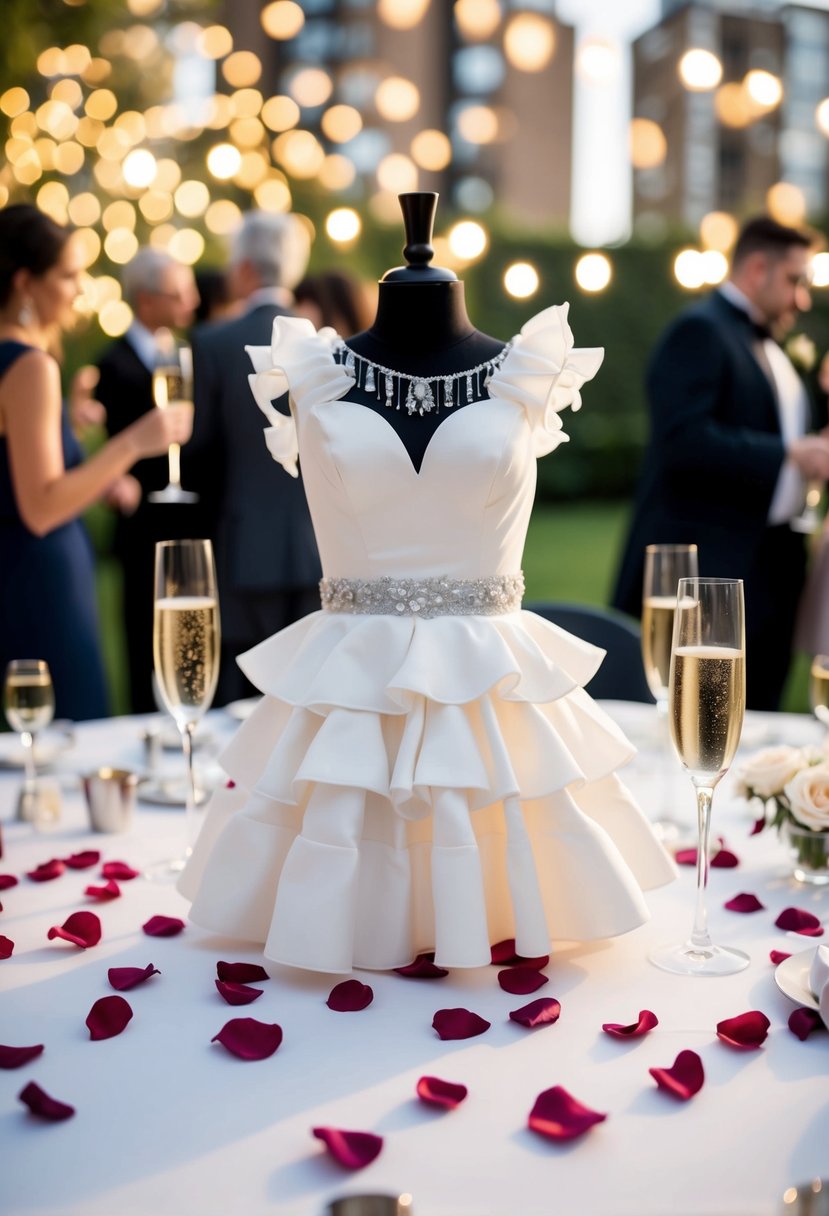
xmin=184 ymin=210 xmax=321 ymax=704
xmin=194 ymin=266 xmax=238 ymax=325
xmin=0 ymin=205 xmax=191 ymax=720
xmin=613 ymin=216 xmax=829 ymax=710
xmin=96 ymin=248 xmax=200 ymax=712
xmin=796 ymin=350 xmax=829 ymax=657
xmin=294 ymin=270 xmax=373 ymax=337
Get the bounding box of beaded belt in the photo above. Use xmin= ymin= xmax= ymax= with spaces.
xmin=319 ymin=573 xmax=525 ymax=619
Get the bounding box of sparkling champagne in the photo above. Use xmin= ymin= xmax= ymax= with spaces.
xmin=152 ymin=366 xmax=186 ymax=410
xmin=3 ymin=671 xmax=55 ymax=734
xmin=153 ymin=596 xmax=220 ymax=728
xmin=670 ymin=645 xmax=745 ymax=783
xmin=810 ymin=658 xmax=829 ymax=727
xmin=641 ymin=595 xmax=676 ymax=699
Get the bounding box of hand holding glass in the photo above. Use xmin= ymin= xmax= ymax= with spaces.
xmin=649 ymin=577 xmax=749 ymax=976
xmin=148 ymin=343 xmax=197 ymax=505
xmin=3 ymin=659 xmax=55 ymax=824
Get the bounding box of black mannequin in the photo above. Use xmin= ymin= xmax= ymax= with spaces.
xmin=343 ymin=193 xmax=505 ymax=473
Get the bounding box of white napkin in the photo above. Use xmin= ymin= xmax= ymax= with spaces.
xmin=808 ymin=944 xmax=829 ymax=1028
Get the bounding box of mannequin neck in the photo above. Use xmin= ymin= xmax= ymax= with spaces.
xmin=364 ymin=281 xmax=476 ymax=353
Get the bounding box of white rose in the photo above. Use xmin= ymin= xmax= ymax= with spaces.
xmin=737 ymin=746 xmax=804 ymax=799
xmin=784 ymin=762 xmax=829 ymax=831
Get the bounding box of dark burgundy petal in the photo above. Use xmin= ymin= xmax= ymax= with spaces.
xmin=724 ymin=893 xmax=765 ymax=913
xmin=19 ymin=1081 xmax=75 ymax=1121
xmin=312 ymin=1126 xmax=383 ymax=1170
xmin=226 ymin=779 xmax=236 ymax=788
xmin=211 ymin=1018 xmax=283 ymax=1059
xmin=0 ymin=935 xmax=13 ymax=959
xmin=85 ymin=880 xmax=121 ymax=901
xmin=327 ymin=979 xmax=373 ymax=1012
xmin=602 ymin=1010 xmax=659 ymax=1039
xmin=101 ymin=861 xmax=140 ymax=881
xmin=142 ymin=915 xmax=185 ymax=937
xmin=497 ymin=967 xmax=549 ymax=995
xmin=0 ymin=1043 xmax=44 ymax=1069
xmin=674 ymin=848 xmax=697 ymax=866
xmin=394 ymin=953 xmax=449 ymax=979
xmin=216 ymin=960 xmax=270 ymax=983
xmin=215 ymin=980 xmax=263 ymax=1006
xmin=490 ymin=938 xmax=549 ymax=968
xmin=788 ymin=1008 xmax=825 ymax=1041
xmin=86 ymin=995 xmax=133 ymax=1040
xmin=775 ymin=907 xmax=824 ymax=936
xmin=711 ymin=848 xmax=739 ymax=868
xmin=528 ymin=1085 xmax=607 ymax=1141
xmin=716 ymin=1010 xmax=770 ymax=1049
xmin=509 ymin=997 xmax=562 ymax=1028
xmin=0 ymin=874 xmax=18 ymax=890
xmin=64 ymin=850 xmax=100 ymax=870
xmin=47 ymin=910 xmax=102 ymax=948
xmin=27 ymin=859 xmax=65 ymax=882
xmin=416 ymin=1075 xmax=468 ymax=1108
xmin=770 ymin=950 xmax=792 ymax=965
xmin=649 ymin=1050 xmax=705 ymax=1100
xmin=432 ymin=1008 xmax=491 ymax=1040
xmin=749 ymin=815 xmax=766 ymax=836
xmin=108 ymin=964 xmax=160 ymax=991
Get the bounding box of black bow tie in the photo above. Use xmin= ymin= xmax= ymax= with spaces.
xmin=750 ymin=319 xmax=773 ymax=342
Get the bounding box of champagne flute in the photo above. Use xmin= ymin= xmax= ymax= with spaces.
xmin=649 ymin=577 xmax=749 ymax=976
xmin=3 ymin=660 xmax=55 ymax=824
xmin=147 ymin=539 xmax=220 ymax=878
xmin=641 ymin=543 xmax=699 ymax=839
xmin=148 ymin=339 xmax=198 ymax=505
xmin=809 ymin=654 xmax=829 ymax=736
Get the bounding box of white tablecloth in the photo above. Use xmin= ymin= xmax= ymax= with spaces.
xmin=1 ymin=703 xmax=827 ymax=1216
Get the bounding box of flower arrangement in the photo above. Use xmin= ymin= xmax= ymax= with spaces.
xmin=737 ymin=745 xmax=829 ymax=877
xmin=784 ymin=333 xmax=818 ymax=373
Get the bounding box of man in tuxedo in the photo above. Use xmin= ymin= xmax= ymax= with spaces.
xmin=96 ymin=249 xmax=199 ymax=712
xmin=184 ymin=210 xmax=321 ymax=705
xmin=613 ymin=216 xmax=829 ymax=710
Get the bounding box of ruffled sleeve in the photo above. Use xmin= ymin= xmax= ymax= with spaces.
xmin=246 ymin=316 xmax=354 ymax=476
xmin=487 ymin=303 xmax=604 ymax=458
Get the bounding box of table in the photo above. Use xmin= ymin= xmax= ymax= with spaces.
xmin=1 ymin=703 xmax=827 ymax=1216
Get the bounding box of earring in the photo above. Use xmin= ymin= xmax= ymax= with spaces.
xmin=17 ymin=297 xmax=36 ymax=328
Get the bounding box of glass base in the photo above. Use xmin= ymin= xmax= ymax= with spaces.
xmin=144 ymin=854 xmax=189 ymax=882
xmin=649 ymin=940 xmax=750 ymax=976
xmin=148 ymin=485 xmax=199 ymax=504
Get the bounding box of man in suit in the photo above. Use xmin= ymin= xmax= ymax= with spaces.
xmin=184 ymin=210 xmax=321 ymax=705
xmin=96 ymin=249 xmax=199 ymax=712
xmin=613 ymin=216 xmax=829 ymax=710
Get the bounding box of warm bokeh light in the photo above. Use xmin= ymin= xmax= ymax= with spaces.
xmin=679 ymin=49 xmax=722 ymax=91
xmin=139 ymin=190 xmax=174 ymax=223
xmin=325 ymin=208 xmax=361 ymax=243
xmin=36 ymin=181 xmax=70 ymax=223
xmin=169 ymin=228 xmax=205 ymax=265
xmin=817 ymin=98 xmax=829 ymax=137
xmin=378 ymin=0 xmax=431 ymax=30
xmin=1 ymin=87 xmax=30 ymax=117
xmin=575 ymin=252 xmax=612 ymax=292
xmin=174 ymin=180 xmax=210 ymax=217
xmin=811 ymin=252 xmax=829 ymax=288
xmin=85 ymin=89 xmax=118 ymax=121
xmin=504 ymin=261 xmax=539 ymax=299
xmin=457 ymin=104 xmax=498 ymax=144
xmin=577 ymin=39 xmax=619 ymax=83
xmin=205 ymin=198 xmax=243 ymax=234
xmin=454 ymin=0 xmax=502 ymax=42
xmin=51 ymin=79 xmax=83 ymax=111
xmin=235 ymin=149 xmax=270 ymax=189
xmin=115 ymin=110 xmax=147 ymax=144
xmin=122 ymin=148 xmax=157 ymax=188
xmin=448 ymin=219 xmax=488 ymax=261
xmin=261 ymin=1 xmax=305 ymax=40
xmin=207 ymin=143 xmax=242 ymax=180
xmin=102 ymin=200 xmax=137 ymax=232
xmin=289 ymin=68 xmax=333 ymax=109
xmin=745 ymin=70 xmax=783 ymax=109
xmin=376 ymin=77 xmax=421 ymax=122
xmin=321 ymin=104 xmax=363 ymax=143
xmin=630 ymin=118 xmax=667 ymax=169
xmin=98 ymin=299 xmax=133 ymax=337
xmin=262 ymin=95 xmax=301 ymax=132
xmin=37 ymin=47 xmax=66 ymax=78
xmin=674 ymin=248 xmax=706 ymax=289
xmin=54 ymin=141 xmax=85 ymax=175
xmin=121 ymin=25 xmax=159 ymax=62
xmin=377 ymin=152 xmax=418 ymax=193
xmin=68 ymin=192 xmax=101 ymax=227
xmin=253 ymin=176 xmax=292 ymax=212
xmin=96 ymin=127 xmax=131 ymax=163
xmin=81 ymin=58 xmax=112 ymax=85
xmin=767 ymin=181 xmax=807 ymax=225
xmin=104 ymin=228 xmax=139 ymax=265
xmin=127 ymin=0 xmax=163 ymax=14
xmin=503 ymin=14 xmax=556 ymax=72
xmin=272 ymin=130 xmax=325 ymax=178
xmin=149 ymin=223 xmax=177 ymax=251
xmin=74 ymin=227 xmax=102 ymax=268
xmin=93 ymin=158 xmax=123 ymax=192
xmin=232 ymin=89 xmax=263 ymax=118
xmin=230 ymin=117 xmax=265 ymax=147
xmin=222 ymin=51 xmax=262 ymax=89
xmin=700 ymin=249 xmax=728 ymax=284
xmin=198 ymin=25 xmax=234 ymax=59
xmin=319 ymin=154 xmax=357 ymax=190
xmin=700 ymin=211 xmax=738 ymax=252
xmin=715 ymin=82 xmax=753 ymax=129
xmin=154 ymin=158 xmax=182 ymax=192
xmin=63 ymin=44 xmax=92 ymax=74
xmin=411 ymin=128 xmax=452 ymax=171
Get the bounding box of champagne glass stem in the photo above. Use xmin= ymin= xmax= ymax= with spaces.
xmin=181 ymin=720 xmax=197 ymax=860
xmin=167 ymin=443 xmax=182 ymax=491
xmin=21 ymin=729 xmax=36 ymax=793
xmin=689 ymin=784 xmax=714 ymax=952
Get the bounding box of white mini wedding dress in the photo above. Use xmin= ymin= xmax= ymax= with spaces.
xmin=178 ymin=304 xmax=675 ymax=973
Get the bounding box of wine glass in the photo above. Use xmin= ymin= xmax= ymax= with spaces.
xmin=641 ymin=543 xmax=699 ymax=839
xmin=3 ymin=659 xmax=55 ymax=825
xmin=790 ymin=480 xmax=823 ymax=535
xmin=148 ymin=339 xmax=198 ymax=505
xmin=649 ymin=577 xmax=749 ymax=976
xmin=147 ymin=539 xmax=220 ymax=878
xmin=809 ymin=654 xmax=829 ymax=737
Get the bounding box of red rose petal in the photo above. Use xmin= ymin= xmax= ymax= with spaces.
xmin=85 ymin=880 xmax=121 ymax=902
xmin=716 ymin=1010 xmax=770 ymax=1049
xmin=215 ymin=980 xmax=263 ymax=1006
xmin=101 ymin=861 xmax=140 ymax=881
xmin=675 ymin=848 xmax=697 ymax=866
xmin=327 ymin=979 xmax=373 ymax=1012
xmin=416 ymin=1075 xmax=468 ymax=1109
xmin=64 ymin=850 xmax=100 ymax=870
xmin=0 ymin=1043 xmax=44 ymax=1069
xmin=0 ymin=874 xmax=18 ymax=890
xmin=86 ymin=995 xmax=133 ymax=1040
xmin=27 ymin=859 xmax=65 ymax=882
xmin=226 ymin=779 xmax=236 ymax=789
xmin=0 ymin=935 xmax=13 ymax=959
xmin=432 ymin=1008 xmax=491 ymax=1040
xmin=216 ymin=960 xmax=269 ymax=983
xmin=788 ymin=1008 xmax=825 ymax=1041
xmin=394 ymin=953 xmax=449 ymax=979
xmin=47 ymin=910 xmax=101 ymax=949
xmin=142 ymin=915 xmax=185 ymax=937
xmin=528 ymin=1085 xmax=607 ymax=1142
xmin=509 ymin=997 xmax=562 ymax=1028
xmin=602 ymin=1010 xmax=659 ymax=1039
xmin=770 ymin=950 xmax=792 ymax=965
xmin=749 ymin=815 xmax=766 ymax=836
xmin=312 ymin=1126 xmax=383 ymax=1170
xmin=108 ymin=964 xmax=160 ymax=991
xmin=775 ymin=907 xmax=824 ymax=936
xmin=490 ymin=939 xmax=549 ymax=968
xmin=649 ymin=1049 xmax=705 ymax=1100
xmin=498 ymin=966 xmax=549 ymax=995
xmin=711 ymin=848 xmax=739 ymax=868
xmin=724 ymin=893 xmax=765 ymax=913
xmin=211 ymin=1017 xmax=283 ymax=1059
xmin=19 ymin=1080 xmax=75 ymax=1121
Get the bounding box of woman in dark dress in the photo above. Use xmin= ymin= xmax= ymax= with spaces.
xmin=0 ymin=204 xmax=193 ymax=720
